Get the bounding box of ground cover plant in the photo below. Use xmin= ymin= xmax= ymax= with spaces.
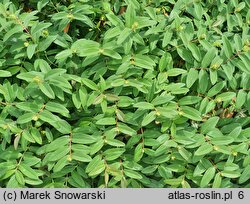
xmin=0 ymin=0 xmax=250 ymax=188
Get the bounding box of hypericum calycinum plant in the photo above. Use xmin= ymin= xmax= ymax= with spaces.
xmin=0 ymin=0 xmax=250 ymax=188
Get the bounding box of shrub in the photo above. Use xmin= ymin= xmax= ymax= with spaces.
xmin=0 ymin=0 xmax=250 ymax=188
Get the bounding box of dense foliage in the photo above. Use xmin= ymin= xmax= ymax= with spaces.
xmin=0 ymin=0 xmax=250 ymax=188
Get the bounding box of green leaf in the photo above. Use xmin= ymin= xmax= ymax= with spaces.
xmin=164 ymin=178 xmax=183 ymax=186
xmin=142 ymin=111 xmax=156 ymax=126
xmin=105 ymin=94 xmax=120 ymax=102
xmin=221 ymin=170 xmax=241 ymax=178
xmin=71 ymin=39 xmax=100 ymax=57
xmin=124 ymin=169 xmax=142 ymax=179
xmin=222 ymin=36 xmax=233 ymax=58
xmin=89 ymin=140 xmax=104 ymax=155
xmin=22 ymin=130 xmax=35 ymax=143
xmin=228 ymin=127 xmax=242 ymax=139
xmin=182 ymin=180 xmax=191 ymax=188
xmin=37 ymin=0 xmax=49 ymax=11
xmin=42 ymin=136 xmax=69 ymax=153
xmin=125 ymin=4 xmax=136 ymax=28
xmin=200 ymin=117 xmax=219 ymax=134
xmin=207 ymin=82 xmax=225 ymax=97
xmin=34 ymin=59 xmax=51 ymax=73
xmin=239 ymin=165 xmax=250 ymax=184
xmin=27 ymin=44 xmax=37 ymax=59
xmin=73 ymin=13 xmax=94 ymax=28
xmin=39 ymin=83 xmax=55 ymax=99
xmin=88 ymin=161 xmax=105 ymax=177
xmin=222 ymin=64 xmax=234 ymax=80
xmin=186 ymin=68 xmax=198 ymax=88
xmin=162 ymin=30 xmax=173 ymax=48
xmin=134 ymin=54 xmax=155 ymax=69
xmin=247 ymin=92 xmax=250 ymax=113
xmin=102 ymin=49 xmax=122 ymax=59
xmin=117 ymin=28 xmax=131 ymax=45
xmin=39 ymin=35 xmax=57 ymax=51
xmin=3 ymin=25 xmax=23 ymax=42
xmin=79 ymin=87 xmax=88 ymax=107
xmin=178 ymin=147 xmax=192 ymax=162
xmin=236 ymin=59 xmax=250 ymax=74
xmin=106 ymin=139 xmax=125 ymax=147
xmin=194 ymin=2 xmax=203 ymax=19
xmin=104 ymin=148 xmax=125 ymax=161
xmin=194 ymin=143 xmax=213 ymax=156
xmin=55 ymin=49 xmax=72 ymax=60
xmin=93 ymin=94 xmax=104 ymax=105
xmin=179 ymin=96 xmax=201 ymax=106
xmin=209 ymin=69 xmax=218 ymax=85
xmin=133 ymin=102 xmax=154 ymax=110
xmin=187 ymin=43 xmax=201 ymax=61
xmin=215 ymin=92 xmax=236 ymax=102
xmin=86 ymin=155 xmax=104 ymax=175
xmin=198 ymin=70 xmax=209 ymax=94
xmin=141 ymin=165 xmax=158 ymax=174
xmin=167 ymin=68 xmax=186 ymax=77
xmin=151 ymin=95 xmax=174 ymax=106
xmin=72 ymin=152 xmax=92 ymax=163
xmin=96 ymin=117 xmax=116 ymax=125
xmin=181 ymin=106 xmax=202 ymax=121
xmin=19 ymin=164 xmax=39 ymax=180
xmin=210 ymin=136 xmax=234 ymax=145
xmin=72 ymin=133 xmax=98 ymax=144
xmin=53 ymin=156 xmax=69 ymax=172
xmin=82 ymin=78 xmax=99 ymax=91
xmin=106 ymin=13 xmax=124 ymax=27
xmin=31 ymin=22 xmax=51 ymax=36
xmin=15 ymin=170 xmax=25 ymax=185
xmin=159 ymin=52 xmax=173 ymax=72
xmin=104 ymin=27 xmax=121 ymax=40
xmin=46 ymin=102 xmax=69 ymax=116
xmin=177 ymin=47 xmax=193 ymax=64
xmin=134 ymin=143 xmax=144 ymax=162
xmin=117 ymin=123 xmax=137 ymax=136
xmin=235 ymin=90 xmax=247 ymax=109
xmin=0 ymin=70 xmax=12 ymax=77
xmin=201 ymin=48 xmax=217 ymax=68
xmin=212 ymin=172 xmax=222 ymax=187
xmin=53 ymin=119 xmax=71 ymax=134
xmin=70 ymin=170 xmax=86 ymax=187
xmin=200 ymin=167 xmax=215 ymax=187
xmin=17 ymin=112 xmax=35 ymax=124
xmin=45 ymin=146 xmax=69 ymax=162
xmin=30 ymin=128 xmax=42 ymax=144
xmin=6 ymin=175 xmax=19 ymax=187
xmin=39 ymin=110 xmax=57 ymax=124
